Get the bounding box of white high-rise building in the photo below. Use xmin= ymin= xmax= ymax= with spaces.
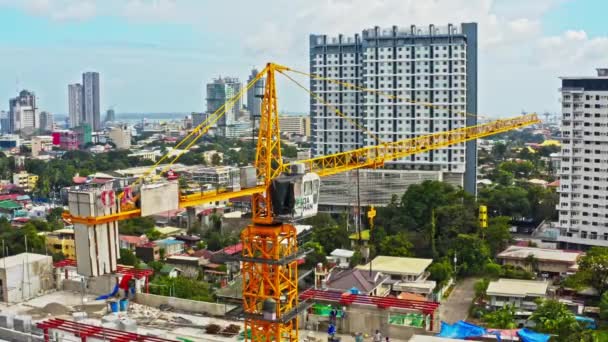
xmin=557 ymin=68 xmax=608 ymax=249
xmin=309 ymin=23 xmax=478 ymax=210
xmin=68 ymin=83 xmax=83 ymax=128
xmin=247 ymin=69 xmax=265 ymax=121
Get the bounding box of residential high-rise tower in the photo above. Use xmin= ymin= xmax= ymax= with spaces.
xmin=206 ymin=77 xmax=242 ymax=136
xmin=82 ymin=72 xmax=100 ymax=131
xmin=247 ymin=69 xmax=265 ymax=121
xmin=309 ymin=23 xmax=478 ymax=210
xmin=68 ymin=83 xmax=83 ymax=128
xmin=556 ymin=68 xmax=608 ymax=249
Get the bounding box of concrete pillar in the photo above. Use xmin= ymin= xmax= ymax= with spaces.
xmin=186 ymin=207 xmax=196 ymax=229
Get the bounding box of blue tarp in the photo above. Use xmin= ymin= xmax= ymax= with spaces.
xmin=575 ymin=316 xmax=597 ymax=330
xmin=437 ymin=320 xmax=486 ymax=339
xmin=95 ymin=284 xmax=119 ymax=300
xmin=517 ymin=328 xmax=550 ymax=342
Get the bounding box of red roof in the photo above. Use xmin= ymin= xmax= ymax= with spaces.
xmin=12 ymin=217 xmax=30 ymax=223
xmin=219 ymin=242 xmax=243 ymax=255
xmin=119 ymin=235 xmax=148 ymax=246
xmin=0 ymin=194 xmax=20 ymax=201
xmin=72 ymin=176 xmax=87 ymax=184
xmin=191 ymin=249 xmax=214 ymax=259
xmin=547 ymin=180 xmax=560 ymax=187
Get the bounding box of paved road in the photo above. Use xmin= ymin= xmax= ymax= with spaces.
xmin=439 ymin=278 xmax=478 ymax=324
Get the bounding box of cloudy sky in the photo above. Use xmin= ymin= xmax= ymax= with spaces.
xmin=0 ymin=0 xmax=605 ymax=117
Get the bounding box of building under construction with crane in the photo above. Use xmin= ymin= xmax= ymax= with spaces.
xmin=58 ymin=57 xmax=539 ymax=341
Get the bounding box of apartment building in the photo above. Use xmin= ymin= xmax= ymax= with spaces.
xmin=309 ymin=23 xmax=477 ymax=210
xmin=557 ymin=68 xmax=608 ymax=249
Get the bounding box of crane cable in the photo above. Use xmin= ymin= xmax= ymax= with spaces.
xmin=278 ymin=70 xmax=384 ymax=144
xmin=156 ymin=74 xmax=262 ymax=177
xmin=121 ymin=69 xmax=266 ymax=195
xmin=287 ymin=68 xmax=483 ymax=120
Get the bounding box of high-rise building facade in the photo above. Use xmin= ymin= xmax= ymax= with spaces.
xmin=309 ymin=23 xmax=478 ymax=209
xmin=8 ymin=90 xmax=37 ymax=133
xmin=0 ymin=111 xmax=9 ymax=134
xmin=82 ymin=72 xmax=100 ymax=131
xmin=39 ymin=111 xmax=53 ymax=132
xmin=247 ymin=69 xmax=265 ymax=121
xmin=206 ymin=77 xmax=242 ymax=130
xmin=104 ymin=108 xmax=115 ymax=124
xmin=557 ymin=68 xmax=608 ymax=249
xmin=68 ymin=83 xmax=83 ymax=128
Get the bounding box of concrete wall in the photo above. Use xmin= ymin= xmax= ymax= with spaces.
xmin=135 ymin=293 xmax=234 ymax=316
xmin=2 ymin=256 xmax=53 ymax=303
xmin=300 ymin=303 xmax=439 ymax=338
xmin=0 ymin=326 xmax=44 ymax=342
xmin=62 ymin=274 xmax=116 ymax=296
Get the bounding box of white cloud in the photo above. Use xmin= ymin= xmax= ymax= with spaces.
xmin=0 ymin=0 xmax=606 ymax=116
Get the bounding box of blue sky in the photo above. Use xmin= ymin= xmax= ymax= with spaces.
xmin=0 ymin=0 xmax=606 ymax=117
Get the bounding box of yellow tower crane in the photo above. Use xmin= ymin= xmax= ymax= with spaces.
xmin=64 ymin=62 xmax=540 ymax=341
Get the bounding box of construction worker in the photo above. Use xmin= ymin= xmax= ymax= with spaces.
xmin=373 ymin=330 xmax=382 ymax=342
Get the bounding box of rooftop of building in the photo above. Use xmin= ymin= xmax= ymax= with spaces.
xmin=348 ymin=229 xmax=370 ymax=241
xmin=497 ymin=245 xmax=581 ymax=264
xmin=326 ymin=268 xmax=387 ymax=294
xmin=356 ymin=256 xmax=433 ymax=276
xmin=0 ymin=200 xmax=22 ymax=210
xmin=330 ymin=249 xmax=354 ymax=258
xmin=486 ymin=278 xmax=549 ymax=298
xmin=153 ymin=238 xmax=184 ymax=246
xmin=154 ymin=226 xmax=185 ymax=236
xmin=0 ymin=253 xmax=51 ymax=269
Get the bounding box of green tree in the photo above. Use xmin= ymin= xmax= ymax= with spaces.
xmin=211 ymin=153 xmax=222 ymax=166
xmin=599 ymin=291 xmax=608 ymax=320
xmin=378 ymin=233 xmax=412 ymax=257
xmin=428 ymin=260 xmax=453 ymax=287
xmin=483 ymin=305 xmax=516 ymax=329
xmin=119 ymin=248 xmax=137 ymax=266
xmin=310 ymin=218 xmax=348 ymax=255
xmin=350 ymin=249 xmax=363 ymax=268
xmin=302 ymin=241 xmax=326 ymax=268
xmin=474 ymin=279 xmax=489 ymax=301
xmin=575 ymin=247 xmax=608 ymax=294
xmin=529 ymin=299 xmax=580 ymax=341
xmin=484 ymin=262 xmax=502 ymax=279
xmin=149 ymin=276 xmax=214 ymax=301
xmin=491 ymin=142 xmax=507 ymax=161
xmin=145 ymin=229 xmax=162 ymax=241
xmin=454 ymin=234 xmax=490 ymax=276
xmin=485 ymin=216 xmax=511 ymax=256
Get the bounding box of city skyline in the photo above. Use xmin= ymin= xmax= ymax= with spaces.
xmin=0 ymin=0 xmax=606 ymax=116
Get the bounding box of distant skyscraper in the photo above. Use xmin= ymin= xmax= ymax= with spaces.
xmin=82 ymin=72 xmax=100 ymax=131
xmin=247 ymin=69 xmax=265 ymax=121
xmin=39 ymin=111 xmax=53 ymax=131
xmin=68 ymin=83 xmax=83 ymax=128
xmin=8 ymin=90 xmax=37 ymax=133
xmin=104 ymin=108 xmax=116 ymax=123
xmin=206 ymin=77 xmax=242 ymax=132
xmin=0 ymin=111 xmax=9 ymax=134
xmin=192 ymin=112 xmax=206 ymax=127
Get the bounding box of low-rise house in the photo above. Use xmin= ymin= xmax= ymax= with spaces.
xmin=174 ymin=234 xmax=201 ymax=248
xmin=136 ymin=243 xmax=160 ymax=263
xmin=154 ymin=239 xmax=185 ymax=257
xmin=357 ymin=256 xmax=436 ymax=299
xmin=159 ymin=265 xmax=181 ymax=278
xmin=165 ymin=255 xmax=206 ymax=278
xmin=154 ymin=226 xmax=186 ymax=238
xmin=328 ymin=249 xmax=354 ymax=268
xmin=324 ymin=268 xmax=389 ymax=296
xmin=119 ymin=235 xmax=149 ymax=251
xmin=348 ymin=230 xmax=370 ymax=248
xmin=497 ymin=246 xmax=581 ymax=276
xmin=0 ymin=200 xmax=23 ymax=219
xmin=44 ymin=228 xmax=76 ymax=259
xmin=486 ymin=278 xmax=550 ymax=313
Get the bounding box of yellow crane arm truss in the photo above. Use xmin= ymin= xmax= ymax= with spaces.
xmin=65 ymin=113 xmax=539 ymax=225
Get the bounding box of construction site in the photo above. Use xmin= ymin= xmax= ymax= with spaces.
xmin=0 ymin=63 xmax=539 ymax=342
